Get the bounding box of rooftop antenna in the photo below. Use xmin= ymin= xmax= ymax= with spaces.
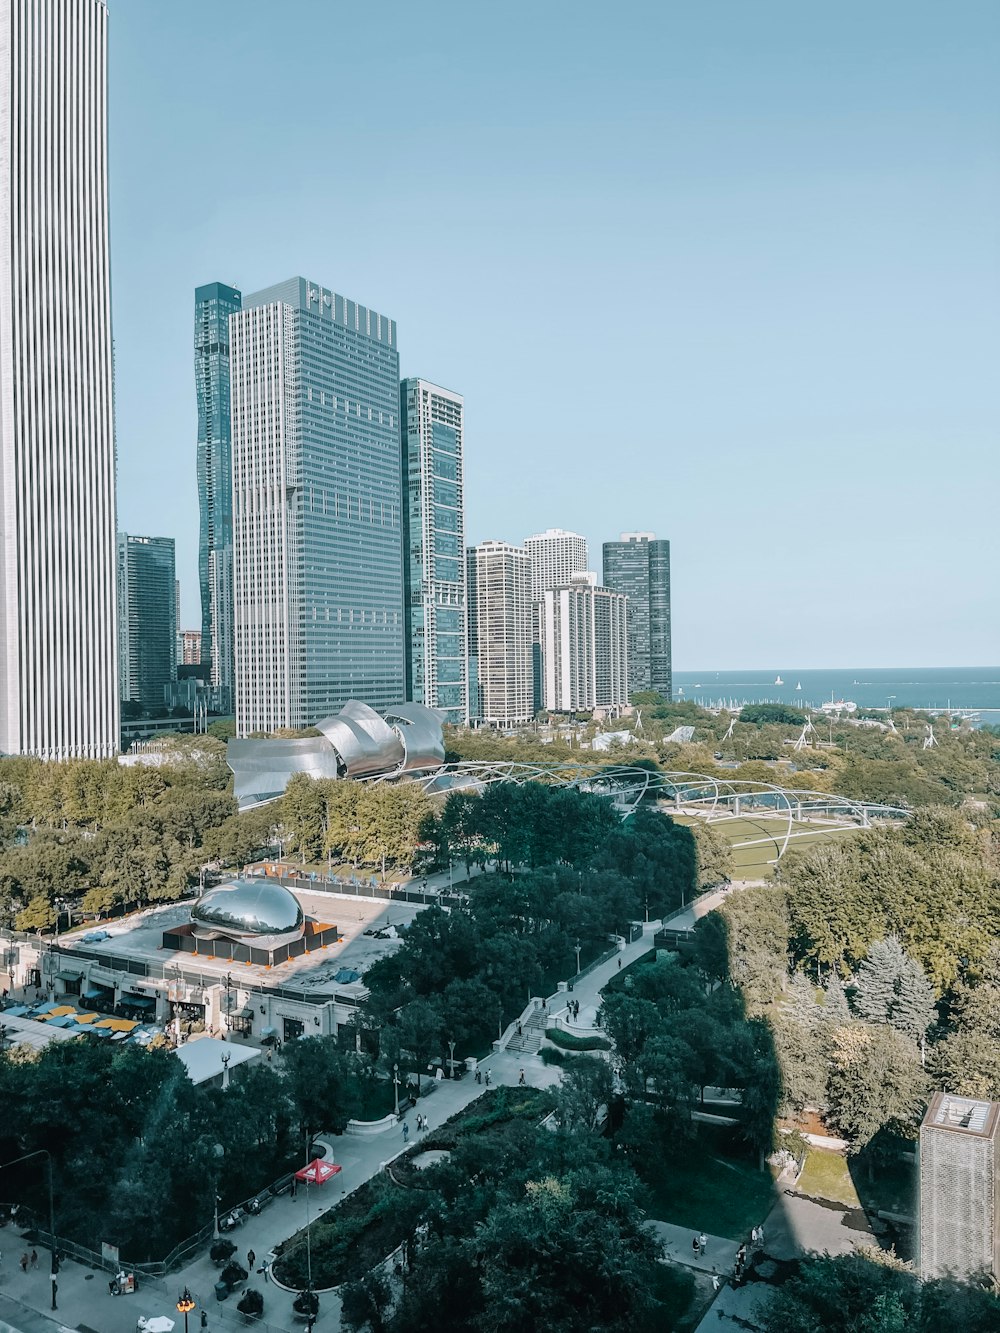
xmin=634 ymin=709 xmax=644 ymax=737
xmin=923 ymin=724 xmax=937 ymax=750
xmin=722 ymin=715 xmax=737 ymax=742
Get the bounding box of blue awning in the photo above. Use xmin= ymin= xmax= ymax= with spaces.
xmin=260 ymin=1026 xmax=277 ymax=1038
xmin=82 ymin=987 xmax=105 ymax=999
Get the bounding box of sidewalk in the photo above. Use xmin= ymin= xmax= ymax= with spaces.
xmin=646 ymin=1220 xmax=741 ymax=1277
xmin=1 ymin=923 xmax=664 ymax=1331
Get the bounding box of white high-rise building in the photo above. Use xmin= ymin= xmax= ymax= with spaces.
xmin=400 ymin=379 xmax=467 ymax=725
xmin=538 ymin=573 xmax=628 ymax=714
xmin=466 ymin=542 xmax=532 ymax=728
xmin=523 ymin=528 xmax=588 ymax=601
xmin=0 ymin=0 xmax=119 ymax=759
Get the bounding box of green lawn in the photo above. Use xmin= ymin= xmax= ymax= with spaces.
xmin=673 ymin=813 xmax=860 ymax=880
xmin=638 ymin=1143 xmax=776 ymax=1239
xmin=796 ymin=1148 xmax=862 ymax=1207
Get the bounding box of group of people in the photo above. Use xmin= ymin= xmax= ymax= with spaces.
xmin=473 ymin=1067 xmax=491 ymax=1085
xmin=402 ymin=1112 xmax=431 ymax=1142
xmin=566 ymin=999 xmax=583 ymax=1022
xmin=701 ymin=1222 xmax=766 ymax=1293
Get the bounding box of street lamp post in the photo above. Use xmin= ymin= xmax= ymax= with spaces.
xmin=393 ymin=1063 xmax=400 ymax=1115
xmin=574 ymin=941 xmax=582 ymax=976
xmin=176 ymin=1286 xmax=196 ymax=1333
xmin=221 ymin=1050 xmax=231 ymax=1090
xmin=448 ymin=1039 xmax=456 ymax=1079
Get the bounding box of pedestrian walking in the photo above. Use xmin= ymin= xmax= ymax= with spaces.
xmin=247 ymin=1249 xmax=256 ymax=1272
xmin=617 ymin=958 xmax=621 ymax=970
xmin=699 ymin=1233 xmax=707 ymax=1255
xmin=519 ymin=1068 xmax=526 ymax=1086
xmin=475 ymin=1068 xmax=482 ymax=1084
xmin=402 ymin=1121 xmax=410 ymax=1142
xmin=691 ymin=1236 xmax=700 ymax=1259
xmin=485 ymin=1069 xmax=491 ymax=1086
xmin=516 ymin=1021 xmax=522 ymax=1036
xmin=757 ymin=1223 xmax=765 ymax=1247
xmin=30 ymin=1248 xmax=37 ymax=1269
xmin=290 ymin=1176 xmax=298 ymax=1199
xmin=712 ymin=1273 xmax=721 ymax=1292
xmin=20 ymin=1251 xmax=28 ymax=1273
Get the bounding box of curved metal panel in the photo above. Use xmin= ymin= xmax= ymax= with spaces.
xmin=383 ymin=703 xmax=447 ymax=773
xmin=227 ymin=736 xmax=342 ymax=810
xmin=191 ymin=879 xmax=305 ymax=952
xmin=317 ymin=702 xmax=405 ymax=778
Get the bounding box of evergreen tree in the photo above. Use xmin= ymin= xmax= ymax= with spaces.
xmin=786 ymin=971 xmax=822 ymax=1028
xmin=853 ymin=937 xmax=936 ymax=1049
xmin=823 ymin=973 xmax=850 ymax=1022
xmin=892 ymin=960 xmax=935 ymax=1049
xmin=853 ymin=937 xmax=907 ymax=1026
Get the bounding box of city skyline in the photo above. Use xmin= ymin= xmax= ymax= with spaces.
xmin=108 ymin=1 xmax=1000 ymax=671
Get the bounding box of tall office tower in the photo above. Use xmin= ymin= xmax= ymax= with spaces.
xmin=466 ymin=542 xmax=532 ymax=728
xmin=538 ymin=573 xmax=628 ymax=713
xmin=195 ymin=282 xmax=242 ymax=714
xmin=117 ymin=535 xmax=177 ymax=714
xmin=400 ymin=379 xmax=467 ymax=725
xmin=919 ymin=1092 xmax=1000 ymax=1281
xmin=602 ymin=532 xmax=672 ymax=700
xmin=230 ymin=278 xmax=405 ymax=736
xmin=0 ymin=0 xmax=118 ymax=759
xmin=524 ymin=528 xmax=589 ymax=601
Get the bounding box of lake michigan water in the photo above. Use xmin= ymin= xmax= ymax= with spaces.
xmin=673 ymin=667 xmax=1000 ymax=725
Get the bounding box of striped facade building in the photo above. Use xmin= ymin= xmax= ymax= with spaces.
xmin=0 ymin=0 xmax=119 ymax=758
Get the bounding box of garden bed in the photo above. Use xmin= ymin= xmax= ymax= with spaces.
xmin=272 ymin=1087 xmax=552 ymax=1289
xmin=545 ymin=1027 xmax=612 ymax=1052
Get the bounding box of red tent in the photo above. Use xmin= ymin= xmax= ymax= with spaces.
xmin=294 ymin=1158 xmax=342 ymax=1186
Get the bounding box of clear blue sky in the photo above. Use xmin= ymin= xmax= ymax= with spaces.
xmin=110 ymin=1 xmax=1000 ymax=671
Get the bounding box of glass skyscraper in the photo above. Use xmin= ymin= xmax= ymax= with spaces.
xmin=195 ymin=281 xmax=241 ymax=714
xmin=117 ymin=535 xmax=177 ymax=714
xmin=400 ymin=379 xmax=467 ymax=724
xmin=230 ymin=277 xmax=405 ymax=735
xmin=602 ymin=533 xmax=672 ymax=700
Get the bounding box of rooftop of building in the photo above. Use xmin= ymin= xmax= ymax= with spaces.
xmin=56 ymin=885 xmax=423 ymax=997
xmin=923 ymin=1091 xmax=1000 ymax=1139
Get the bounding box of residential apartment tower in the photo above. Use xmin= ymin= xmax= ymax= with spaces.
xmin=400 ymin=379 xmax=467 ymax=724
xmin=602 ymin=533 xmax=672 ymax=700
xmin=538 ymin=574 xmax=628 ymax=713
xmin=466 ymin=542 xmax=533 ymax=728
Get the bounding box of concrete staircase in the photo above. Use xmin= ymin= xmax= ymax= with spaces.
xmin=505 ymin=1006 xmax=548 ymax=1055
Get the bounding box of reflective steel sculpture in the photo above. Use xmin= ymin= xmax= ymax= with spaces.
xmin=227 ymin=701 xmax=445 ymax=810
xmin=190 ymin=879 xmax=305 ymax=951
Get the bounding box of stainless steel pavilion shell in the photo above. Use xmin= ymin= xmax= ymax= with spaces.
xmin=383 ymin=703 xmax=447 ymax=774
xmin=226 ymin=700 xmax=446 ymax=811
xmin=317 ymin=701 xmax=405 ymax=778
xmin=190 ymin=879 xmax=305 ymax=951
